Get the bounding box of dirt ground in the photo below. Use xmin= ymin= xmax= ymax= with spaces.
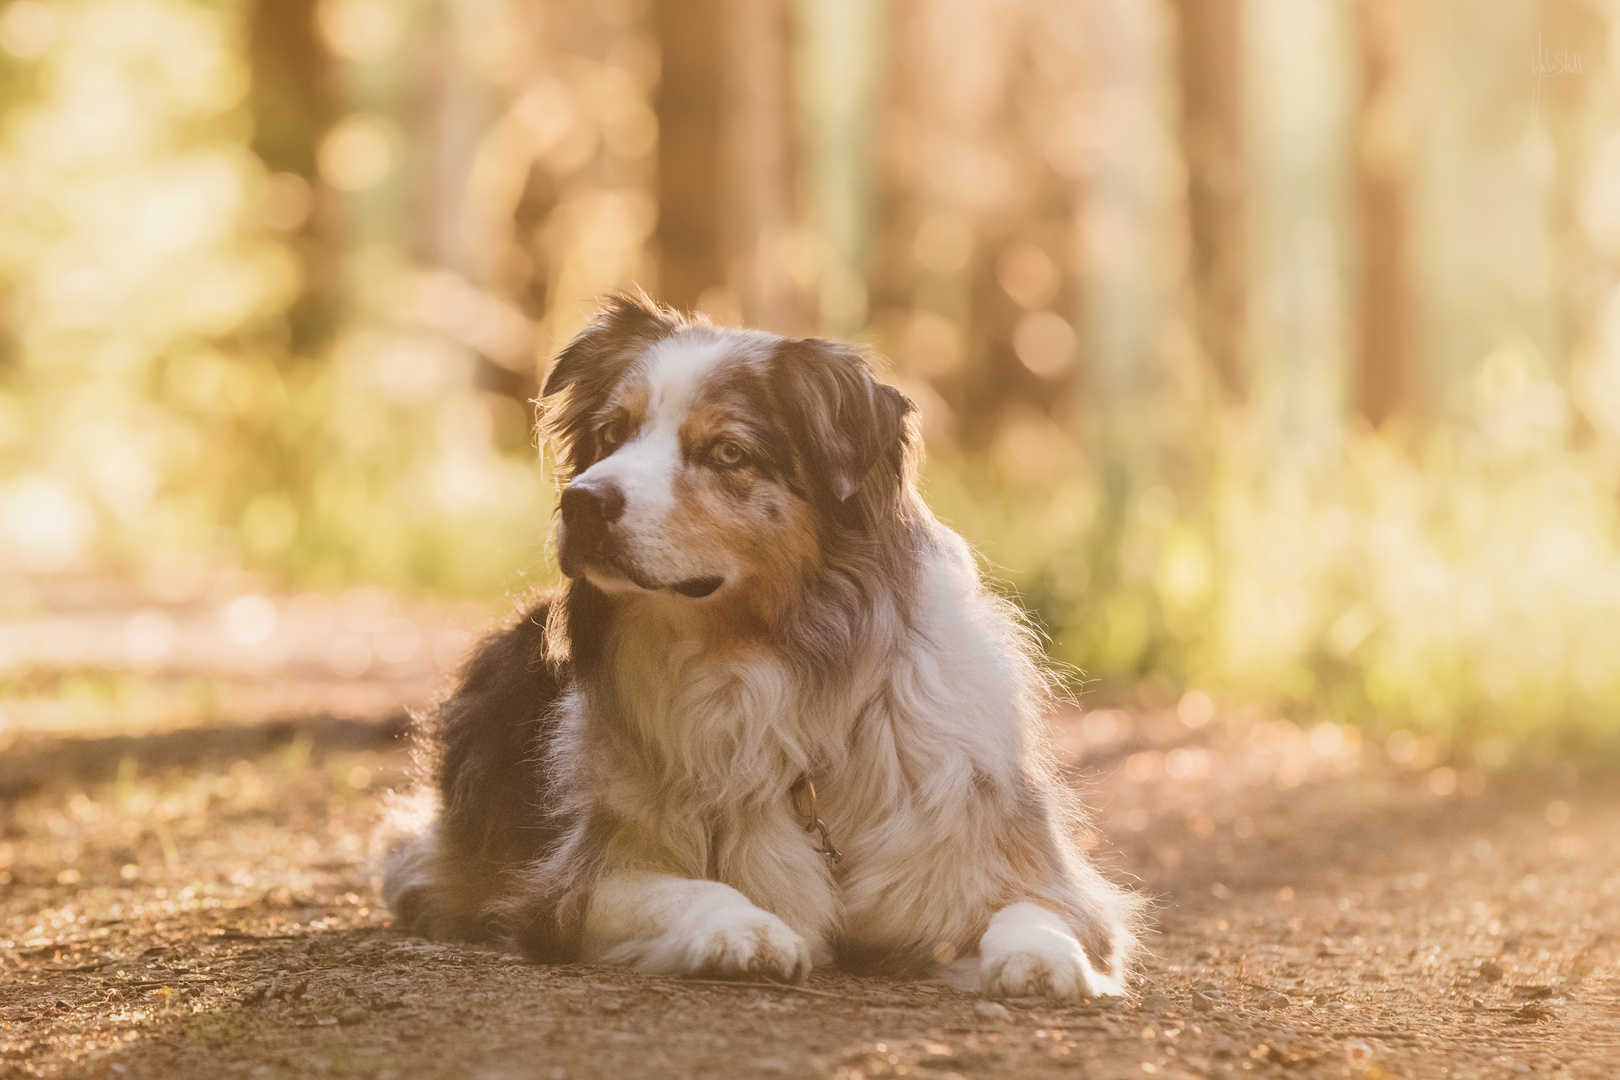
xmin=1 ymin=706 xmax=1615 ymax=1080
xmin=2 ymin=579 xmax=1618 ymax=1080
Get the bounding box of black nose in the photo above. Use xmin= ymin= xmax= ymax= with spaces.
xmin=560 ymin=482 xmax=626 ymax=538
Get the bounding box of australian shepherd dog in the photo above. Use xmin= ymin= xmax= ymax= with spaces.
xmin=382 ymin=292 xmax=1142 ymax=999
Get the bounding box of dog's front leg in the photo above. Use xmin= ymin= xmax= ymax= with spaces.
xmin=979 ymin=902 xmax=1126 ymax=1000
xmin=580 ymin=870 xmax=812 ymax=983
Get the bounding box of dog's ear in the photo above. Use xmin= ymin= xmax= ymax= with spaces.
xmin=538 ymin=290 xmax=680 ymax=476
xmin=771 ymin=338 xmax=915 ymax=504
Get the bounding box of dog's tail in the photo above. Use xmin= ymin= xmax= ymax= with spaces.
xmin=377 ymin=785 xmax=508 ymax=941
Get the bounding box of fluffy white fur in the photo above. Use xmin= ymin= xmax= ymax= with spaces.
xmin=583 ymin=871 xmax=812 ymax=981
xmin=981 ymin=903 xmax=1126 ymax=998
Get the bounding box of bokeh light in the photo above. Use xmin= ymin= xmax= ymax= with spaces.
xmin=0 ymin=0 xmax=1618 ymax=753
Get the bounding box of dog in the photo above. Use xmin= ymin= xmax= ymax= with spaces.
xmin=382 ymin=291 xmax=1141 ymax=999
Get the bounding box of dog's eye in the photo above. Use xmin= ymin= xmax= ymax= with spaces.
xmin=711 ymin=439 xmax=748 ymax=468
xmin=597 ymin=418 xmax=627 ymax=449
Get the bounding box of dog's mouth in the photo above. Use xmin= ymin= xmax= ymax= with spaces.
xmin=619 ymin=567 xmax=725 ymax=598
xmin=670 ymin=576 xmax=724 ymax=598
xmin=599 ymin=568 xmax=725 ymax=599
xmin=571 ymin=557 xmax=724 ymax=599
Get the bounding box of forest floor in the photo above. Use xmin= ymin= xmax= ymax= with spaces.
xmin=2 ymin=578 xmax=1618 ymax=1080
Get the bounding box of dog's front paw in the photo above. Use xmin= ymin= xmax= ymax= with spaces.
xmin=980 ymin=902 xmax=1121 ymax=1000
xmin=684 ymin=904 xmax=812 ymax=984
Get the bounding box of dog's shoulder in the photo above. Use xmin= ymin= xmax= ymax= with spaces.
xmin=451 ymin=594 xmax=558 ymax=697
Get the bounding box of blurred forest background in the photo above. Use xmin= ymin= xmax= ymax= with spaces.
xmin=2 ymin=0 xmax=1619 ymax=749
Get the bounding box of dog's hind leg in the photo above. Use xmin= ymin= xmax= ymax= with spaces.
xmin=380 ymin=598 xmax=565 ymax=941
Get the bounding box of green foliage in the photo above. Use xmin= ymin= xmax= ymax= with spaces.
xmin=0 ymin=0 xmax=553 ymax=599
xmin=928 ymin=349 xmax=1620 ymax=748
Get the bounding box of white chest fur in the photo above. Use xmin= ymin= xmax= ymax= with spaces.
xmin=574 ymin=533 xmax=1051 ymax=955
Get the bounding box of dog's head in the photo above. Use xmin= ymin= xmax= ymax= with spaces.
xmin=539 ymin=292 xmax=915 ymax=604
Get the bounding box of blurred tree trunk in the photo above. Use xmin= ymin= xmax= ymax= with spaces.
xmin=410 ymin=3 xmax=488 ymax=278
xmin=655 ymin=0 xmax=802 ymax=328
xmin=1172 ymin=0 xmax=1248 ymax=401
xmin=1075 ymin=0 xmax=1175 ymax=493
xmin=724 ymin=0 xmax=802 ymax=332
xmin=1538 ymin=0 xmax=1605 ymax=390
xmin=870 ymin=0 xmax=1105 ymax=448
xmin=248 ymin=0 xmax=338 ymax=352
xmin=1353 ymin=0 xmax=1411 ymax=427
xmin=655 ymin=0 xmax=727 ymax=314
xmin=797 ymin=0 xmax=884 ymax=337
